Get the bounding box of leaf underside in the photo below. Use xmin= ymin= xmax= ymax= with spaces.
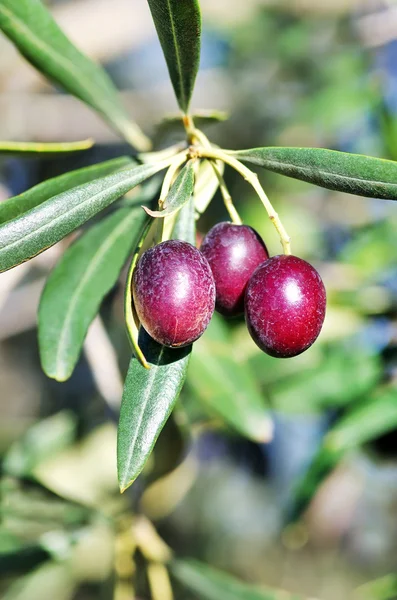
xmin=233 ymin=146 xmax=397 ymax=200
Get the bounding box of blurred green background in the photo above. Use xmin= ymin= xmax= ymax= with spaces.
xmin=1 ymin=1 xmax=397 ymax=599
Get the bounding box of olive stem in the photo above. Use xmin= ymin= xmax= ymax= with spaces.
xmin=197 ymin=147 xmax=292 ymax=255
xmin=182 ymin=113 xmax=197 ymax=143
xmin=210 ymin=161 xmax=242 ymax=225
xmin=189 ymin=128 xmax=243 ymax=225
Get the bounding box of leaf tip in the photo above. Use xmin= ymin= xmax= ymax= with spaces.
xmin=119 ymin=477 xmax=136 ymax=494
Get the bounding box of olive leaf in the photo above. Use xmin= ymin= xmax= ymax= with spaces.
xmin=171 ymin=195 xmax=196 ymax=244
xmin=147 ymin=0 xmax=201 ymax=112
xmin=0 ymin=139 xmax=93 ymax=155
xmin=0 ymin=0 xmax=150 ymax=150
xmin=0 ymin=156 xmax=134 ymax=225
xmin=172 ymin=559 xmax=311 ymax=600
xmin=143 ymin=160 xmax=195 ymax=218
xmin=288 ymin=387 xmax=397 ymax=523
xmin=39 ymin=206 xmax=147 ymax=382
xmin=188 ymin=315 xmax=273 ymax=442
xmin=0 ymin=161 xmax=167 ymax=273
xmin=231 ymin=146 xmax=397 ymax=200
xmin=194 ymin=159 xmax=224 ymax=216
xmin=117 ymin=330 xmax=192 ymax=492
xmin=3 ymin=411 xmax=77 ymax=477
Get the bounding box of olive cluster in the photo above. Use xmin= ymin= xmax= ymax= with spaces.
xmin=132 ymin=222 xmax=326 ymax=358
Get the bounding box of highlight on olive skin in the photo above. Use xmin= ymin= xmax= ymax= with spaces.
xmin=245 ymin=254 xmax=326 ymax=358
xmin=200 ymin=222 xmax=269 ymax=317
xmin=132 ymin=240 xmax=216 ymax=348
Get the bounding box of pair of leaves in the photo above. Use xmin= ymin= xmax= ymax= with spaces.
xmin=0 ymin=160 xmax=167 ymax=272
xmin=288 ymin=387 xmax=397 ymax=523
xmin=232 ymin=146 xmax=397 ymax=200
xmin=172 ymin=559 xmax=312 ymax=600
xmin=147 ymin=0 xmax=201 ymax=113
xmin=0 ymin=0 xmax=149 ymax=150
xmin=117 ymin=201 xmax=196 ymax=492
xmin=39 ymin=206 xmax=147 ymax=382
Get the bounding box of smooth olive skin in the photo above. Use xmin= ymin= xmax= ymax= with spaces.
xmin=132 ymin=240 xmax=215 ymax=348
xmin=200 ymin=222 xmax=269 ymax=317
xmin=245 ymin=255 xmax=326 ymax=358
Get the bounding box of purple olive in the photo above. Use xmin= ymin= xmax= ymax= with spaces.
xmin=200 ymin=222 xmax=269 ymax=317
xmin=132 ymin=240 xmax=215 ymax=348
xmin=245 ymin=255 xmax=326 ymax=358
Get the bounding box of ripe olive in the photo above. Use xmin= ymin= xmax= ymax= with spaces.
xmin=133 ymin=240 xmax=216 ymax=348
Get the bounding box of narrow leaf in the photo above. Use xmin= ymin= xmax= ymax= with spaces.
xmin=117 ymin=330 xmax=191 ymax=492
xmin=288 ymin=388 xmax=397 ymax=523
xmin=171 ymin=195 xmax=196 ymax=244
xmin=172 ymin=559 xmax=311 ymax=600
xmin=0 ymin=156 xmax=133 ymax=225
xmin=0 ymin=161 xmax=168 ymax=273
xmin=143 ymin=160 xmax=195 ymax=218
xmin=188 ymin=315 xmax=273 ymax=442
xmin=0 ymin=0 xmax=150 ymax=150
xmin=232 ymin=146 xmax=397 ymax=200
xmin=194 ymin=159 xmax=223 ymax=216
xmin=39 ymin=206 xmax=147 ymax=381
xmin=0 ymin=139 xmax=93 ymax=155
xmin=3 ymin=411 xmax=77 ymax=477
xmin=147 ymin=0 xmax=201 ymax=112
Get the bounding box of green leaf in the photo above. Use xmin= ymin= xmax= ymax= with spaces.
xmin=0 ymin=161 xmax=167 ymax=273
xmin=231 ymin=146 xmax=397 ymax=200
xmin=3 ymin=412 xmax=77 ymax=478
xmin=2 ymin=562 xmax=76 ymax=600
xmin=0 ymin=0 xmax=150 ymax=150
xmin=143 ymin=160 xmax=195 ymax=218
xmin=39 ymin=206 xmax=147 ymax=381
xmin=188 ymin=315 xmax=273 ymax=442
xmin=171 ymin=195 xmax=196 ymax=244
xmin=288 ymin=388 xmax=397 ymax=523
xmin=147 ymin=0 xmax=201 ymax=112
xmin=171 ymin=559 xmax=310 ymax=600
xmin=355 ymin=574 xmax=397 ymax=600
xmin=117 ymin=330 xmax=191 ymax=492
xmin=0 ymin=156 xmax=133 ymax=225
xmin=271 ymin=348 xmax=381 ymax=414
xmin=0 ymin=139 xmax=93 ymax=155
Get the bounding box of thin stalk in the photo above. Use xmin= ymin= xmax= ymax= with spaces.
xmin=197 ymin=146 xmax=291 ymax=255
xmin=190 ymin=128 xmax=242 ymax=225
xmin=210 ymin=161 xmax=242 ymax=225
